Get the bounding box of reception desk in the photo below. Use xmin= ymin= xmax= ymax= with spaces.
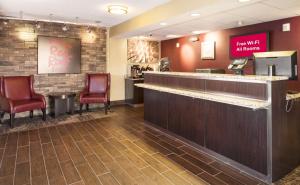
xmin=136 ymin=71 xmax=300 ymax=184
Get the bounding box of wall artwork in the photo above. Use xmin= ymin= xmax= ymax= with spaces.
xmin=38 ymin=36 xmax=81 ymax=74
xmin=201 ymin=41 xmax=215 ymax=60
xmin=127 ymin=39 xmax=159 ymax=64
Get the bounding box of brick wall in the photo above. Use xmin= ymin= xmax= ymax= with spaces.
xmin=0 ymin=19 xmax=107 ymax=116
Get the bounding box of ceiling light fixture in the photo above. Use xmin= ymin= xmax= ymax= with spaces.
xmin=192 ymin=30 xmax=209 ymax=35
xmin=19 ymin=11 xmax=24 ymax=19
xmin=49 ymin=13 xmax=53 ymax=21
xmin=166 ymin=34 xmax=181 ymax=38
xmin=238 ymin=20 xmax=244 ymax=26
xmin=107 ymin=5 xmax=128 ymax=15
xmin=191 ymin=13 xmax=201 ymax=17
xmin=75 ymin=17 xmax=79 ymax=24
xmin=189 ymin=36 xmax=199 ymax=42
xmin=160 ymin=22 xmax=167 ymax=26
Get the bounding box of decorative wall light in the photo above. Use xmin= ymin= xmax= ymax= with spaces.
xmin=82 ymin=29 xmax=96 ymax=43
xmin=189 ymin=36 xmax=199 ymax=42
xmin=62 ymin=24 xmax=69 ymax=31
xmin=35 ymin=22 xmax=41 ymax=29
xmin=87 ymin=26 xmax=92 ymax=33
xmin=176 ymin=42 xmax=180 ymax=48
xmin=3 ymin=20 xmax=8 ymax=25
xmin=107 ymin=5 xmax=128 ymax=15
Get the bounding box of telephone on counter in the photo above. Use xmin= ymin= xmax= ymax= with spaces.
xmin=228 ymin=58 xmax=248 ymax=75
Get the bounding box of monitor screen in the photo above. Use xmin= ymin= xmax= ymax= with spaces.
xmin=38 ymin=36 xmax=81 ymax=74
xmin=254 ymin=51 xmax=298 ymax=80
xmin=230 ymin=32 xmax=269 ymax=59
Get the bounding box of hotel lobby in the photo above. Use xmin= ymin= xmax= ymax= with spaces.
xmin=0 ymin=0 xmax=300 ymax=185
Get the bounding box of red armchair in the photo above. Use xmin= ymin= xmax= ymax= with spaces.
xmin=80 ymin=73 xmax=110 ymax=114
xmin=0 ymin=75 xmax=46 ymax=127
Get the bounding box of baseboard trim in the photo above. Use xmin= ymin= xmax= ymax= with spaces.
xmin=110 ymin=100 xmax=126 ymax=107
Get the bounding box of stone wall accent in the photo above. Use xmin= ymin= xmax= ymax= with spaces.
xmin=127 ymin=39 xmax=159 ymax=64
xmin=0 ymin=19 xmax=107 ymax=116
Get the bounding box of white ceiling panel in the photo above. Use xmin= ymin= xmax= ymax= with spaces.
xmin=1 ymin=0 xmax=299 ymax=40
xmin=262 ymin=0 xmax=300 ymax=9
xmin=134 ymin=0 xmax=300 ymax=40
xmin=229 ymin=3 xmax=296 ymax=22
xmin=0 ymin=0 xmax=171 ymax=27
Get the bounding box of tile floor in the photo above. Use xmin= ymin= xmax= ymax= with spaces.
xmin=0 ymin=106 xmax=296 ymax=185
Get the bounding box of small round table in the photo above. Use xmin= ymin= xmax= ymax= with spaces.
xmin=48 ymin=92 xmax=76 ymax=118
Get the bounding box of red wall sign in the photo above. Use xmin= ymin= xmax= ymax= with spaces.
xmin=38 ymin=36 xmax=81 ymax=74
xmin=230 ymin=32 xmax=269 ymax=59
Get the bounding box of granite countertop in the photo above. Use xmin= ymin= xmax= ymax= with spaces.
xmin=136 ymin=83 xmax=270 ymax=110
xmin=125 ymin=77 xmax=144 ymax=81
xmin=144 ymin=71 xmax=289 ymax=83
xmin=286 ymin=93 xmax=300 ymax=101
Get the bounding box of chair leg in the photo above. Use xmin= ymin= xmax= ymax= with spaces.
xmin=41 ymin=109 xmax=46 ymax=121
xmin=29 ymin=110 xmax=33 ymax=118
xmin=107 ymin=100 xmax=111 ymax=110
xmin=86 ymin=104 xmax=89 ymax=111
xmin=79 ymin=104 xmax=83 ymax=115
xmin=0 ymin=112 xmax=4 ymax=119
xmin=104 ymin=103 xmax=108 ymax=115
xmin=10 ymin=113 xmax=15 ymax=128
xmin=0 ymin=112 xmax=4 ymax=124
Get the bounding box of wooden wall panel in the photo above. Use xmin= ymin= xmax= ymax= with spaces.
xmin=144 ymin=89 xmax=168 ymax=129
xmin=168 ymin=94 xmax=205 ymax=146
xmin=205 ymin=101 xmax=268 ymax=174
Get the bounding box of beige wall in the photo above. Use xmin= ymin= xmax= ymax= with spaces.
xmin=107 ymin=30 xmax=127 ymax=101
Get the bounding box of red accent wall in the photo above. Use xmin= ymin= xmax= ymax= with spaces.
xmin=161 ymin=16 xmax=300 ymax=91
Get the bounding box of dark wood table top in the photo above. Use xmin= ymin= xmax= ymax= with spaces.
xmin=48 ymin=92 xmax=76 ymax=99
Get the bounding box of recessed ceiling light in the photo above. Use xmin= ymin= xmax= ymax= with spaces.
xmin=238 ymin=20 xmax=244 ymax=26
xmin=192 ymin=30 xmax=209 ymax=35
xmin=191 ymin=13 xmax=201 ymax=17
xmin=238 ymin=0 xmax=251 ymax=2
xmin=160 ymin=22 xmax=167 ymax=26
xmin=166 ymin=34 xmax=181 ymax=38
xmin=107 ymin=5 xmax=128 ymax=15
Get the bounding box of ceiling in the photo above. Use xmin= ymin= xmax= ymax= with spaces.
xmin=1 ymin=0 xmax=300 ymax=40
xmin=128 ymin=0 xmax=300 ymax=40
xmin=0 ymin=0 xmax=170 ymax=27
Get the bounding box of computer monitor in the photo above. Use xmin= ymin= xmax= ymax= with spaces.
xmin=253 ymin=51 xmax=298 ymax=80
xmin=159 ymin=57 xmax=170 ymax=72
